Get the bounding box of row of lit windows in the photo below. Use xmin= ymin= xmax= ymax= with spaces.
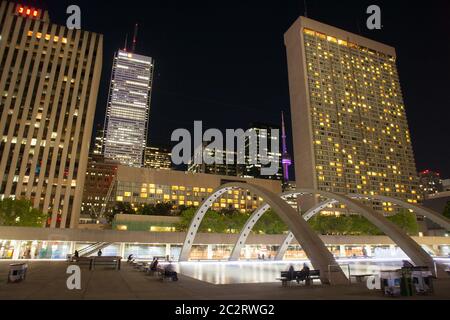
xmin=27 ymin=31 xmax=68 ymax=44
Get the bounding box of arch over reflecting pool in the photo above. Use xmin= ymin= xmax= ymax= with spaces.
xmin=179 ymin=183 xmax=348 ymax=284
xmin=229 ymin=189 xmax=447 ymax=277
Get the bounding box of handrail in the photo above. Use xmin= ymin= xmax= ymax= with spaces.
xmin=78 ymin=242 xmax=101 ymax=254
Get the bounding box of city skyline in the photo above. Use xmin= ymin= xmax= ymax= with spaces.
xmin=42 ymin=0 xmax=450 ymax=178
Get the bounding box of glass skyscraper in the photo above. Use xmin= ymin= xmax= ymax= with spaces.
xmin=103 ymin=49 xmax=154 ymax=167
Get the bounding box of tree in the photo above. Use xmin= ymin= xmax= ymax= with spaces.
xmin=387 ymin=209 xmax=419 ymax=236
xmin=106 ymin=202 xmax=134 ymax=224
xmin=254 ymin=209 xmax=288 ymax=234
xmin=0 ymin=198 xmax=46 ymax=227
xmin=443 ymin=201 xmax=450 ymax=220
xmin=154 ymin=202 xmax=173 ymax=216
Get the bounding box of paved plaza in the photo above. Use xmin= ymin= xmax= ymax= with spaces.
xmin=0 ymin=261 xmax=449 ymax=300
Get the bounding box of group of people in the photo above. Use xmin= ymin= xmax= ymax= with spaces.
xmin=287 ymin=263 xmax=311 ymax=284
xmin=127 ymin=255 xmax=178 ymax=281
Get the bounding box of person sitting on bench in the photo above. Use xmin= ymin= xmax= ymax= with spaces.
xmin=150 ymin=257 xmax=159 ymax=271
xmin=164 ymin=261 xmax=178 ymax=281
xmin=296 ymin=263 xmax=310 ymax=284
xmin=287 ymin=265 xmax=295 ymax=281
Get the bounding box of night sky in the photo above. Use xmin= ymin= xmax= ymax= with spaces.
xmin=31 ymin=0 xmax=450 ymax=178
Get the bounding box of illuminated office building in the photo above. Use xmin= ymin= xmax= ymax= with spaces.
xmin=115 ymin=166 xmax=282 ymax=213
xmin=92 ymin=124 xmax=104 ymax=156
xmin=144 ymin=146 xmax=172 ymax=170
xmin=80 ymin=155 xmax=118 ymax=226
xmin=285 ymin=17 xmax=419 ymax=212
xmin=419 ymin=170 xmax=443 ymax=199
xmin=0 ymin=1 xmax=103 ymax=228
xmin=244 ymin=123 xmax=282 ymax=181
xmin=103 ymin=49 xmax=154 ymax=167
xmin=188 ymin=142 xmax=243 ymax=177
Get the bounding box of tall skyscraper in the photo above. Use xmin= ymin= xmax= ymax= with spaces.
xmin=285 ymin=17 xmax=419 ymax=212
xmin=103 ymin=45 xmax=154 ymax=167
xmin=0 ymin=1 xmax=103 ymax=228
xmin=244 ymin=123 xmax=282 ymax=181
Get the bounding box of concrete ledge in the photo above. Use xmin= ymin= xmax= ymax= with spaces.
xmin=1 ymin=226 xmax=450 ymax=246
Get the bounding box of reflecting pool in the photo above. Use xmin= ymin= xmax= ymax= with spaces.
xmin=174 ymin=258 xmax=450 ymax=285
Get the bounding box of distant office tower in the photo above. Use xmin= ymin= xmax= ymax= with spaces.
xmin=244 ymin=123 xmax=282 ymax=180
xmin=103 ymin=49 xmax=154 ymax=167
xmin=285 ymin=17 xmax=419 ymax=212
xmin=92 ymin=125 xmax=104 ymax=156
xmin=188 ymin=142 xmax=244 ymax=177
xmin=419 ymin=170 xmax=443 ymax=199
xmin=0 ymin=1 xmax=103 ymax=228
xmin=144 ymin=146 xmax=172 ymax=170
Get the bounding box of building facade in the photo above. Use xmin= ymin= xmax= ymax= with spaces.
xmin=115 ymin=166 xmax=282 ymax=213
xmin=285 ymin=17 xmax=420 ymax=213
xmin=419 ymin=170 xmax=443 ymax=199
xmin=0 ymin=1 xmax=103 ymax=228
xmin=91 ymin=124 xmax=104 ymax=156
xmin=103 ymin=49 xmax=154 ymax=167
xmin=244 ymin=123 xmax=282 ymax=180
xmin=80 ymin=155 xmax=118 ymax=225
xmin=144 ymin=146 xmax=172 ymax=170
xmin=188 ymin=142 xmax=244 ymax=177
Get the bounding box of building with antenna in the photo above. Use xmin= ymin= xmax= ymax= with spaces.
xmin=103 ymin=25 xmax=155 ymax=167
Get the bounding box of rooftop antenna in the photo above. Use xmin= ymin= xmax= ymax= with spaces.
xmin=123 ymin=33 xmax=128 ymax=51
xmin=303 ymin=0 xmax=308 ymax=17
xmin=132 ymin=23 xmax=139 ymax=53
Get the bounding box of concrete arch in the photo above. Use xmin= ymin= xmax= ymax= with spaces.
xmin=179 ymin=183 xmax=348 ymax=284
xmin=229 ymin=189 xmax=443 ymax=276
xmin=229 ymin=195 xmax=337 ymax=261
xmin=275 ymin=192 xmax=450 ymax=265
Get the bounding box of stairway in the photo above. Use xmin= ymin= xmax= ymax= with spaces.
xmin=78 ymin=242 xmax=112 ymax=257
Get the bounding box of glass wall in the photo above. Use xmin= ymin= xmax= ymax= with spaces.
xmin=0 ymin=240 xmax=17 ymax=259
xmin=285 ymin=245 xmax=307 ymax=260
xmin=19 ymin=241 xmax=71 ymax=259
xmin=170 ymin=245 xmax=182 ymax=261
xmin=124 ymin=244 xmax=166 ymax=260
xmin=239 ymin=245 xmax=279 ymax=260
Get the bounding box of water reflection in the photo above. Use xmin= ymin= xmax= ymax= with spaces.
xmin=176 ymin=258 xmax=450 ymax=285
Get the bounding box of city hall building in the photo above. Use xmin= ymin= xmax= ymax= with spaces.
xmin=285 ymin=17 xmax=420 ymax=213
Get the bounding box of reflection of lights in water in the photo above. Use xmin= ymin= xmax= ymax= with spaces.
xmin=177 ymin=258 xmax=450 ymax=285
